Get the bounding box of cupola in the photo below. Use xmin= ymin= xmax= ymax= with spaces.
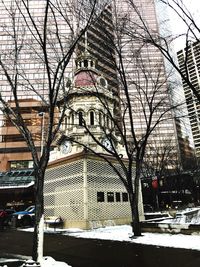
xmin=74 ymin=50 xmax=98 ymax=88
xmin=75 ymin=50 xmax=96 ymax=71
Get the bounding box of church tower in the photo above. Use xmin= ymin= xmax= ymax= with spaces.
xmin=45 ymin=49 xmax=144 ymax=230
xmin=50 ymin=49 xmax=119 ymax=160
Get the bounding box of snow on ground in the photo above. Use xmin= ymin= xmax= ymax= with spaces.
xmin=40 ymin=257 xmax=71 ymax=267
xmin=18 ymin=224 xmax=200 ymax=266
xmin=1 ymin=224 xmax=200 ymax=267
xmin=162 ymin=208 xmax=200 ymax=224
xmin=5 ymin=209 xmax=200 ymax=267
xmin=0 ymin=257 xmax=71 ymax=267
xmin=22 ymin=219 xmax=200 ymax=252
xmin=61 ymin=225 xmax=200 ymax=251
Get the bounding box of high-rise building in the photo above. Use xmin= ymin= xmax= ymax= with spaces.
xmin=0 ymin=99 xmax=49 ymax=171
xmin=77 ymin=4 xmax=118 ymax=93
xmin=177 ymin=41 xmax=200 ymax=158
xmin=110 ymin=0 xmax=180 ymax=171
xmin=78 ymin=1 xmax=181 ymax=173
xmin=0 ymin=0 xmax=183 ymax=172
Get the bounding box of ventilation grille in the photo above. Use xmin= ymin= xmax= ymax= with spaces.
xmin=44 ymin=157 xmax=143 ymax=225
xmin=44 ymin=160 xmax=84 ymax=220
xmin=87 ymin=159 xmax=131 ymax=220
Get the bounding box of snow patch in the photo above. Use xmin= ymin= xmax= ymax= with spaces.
xmin=64 ymin=225 xmax=200 ymax=251
xmin=19 ymin=257 xmax=71 ymax=267
xmin=162 ymin=208 xmax=200 ymax=224
xmin=41 ymin=257 xmax=71 ymax=267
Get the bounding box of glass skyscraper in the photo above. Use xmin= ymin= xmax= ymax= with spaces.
xmin=0 ymin=0 xmax=184 ymax=171
xmin=177 ymin=41 xmax=200 ymax=158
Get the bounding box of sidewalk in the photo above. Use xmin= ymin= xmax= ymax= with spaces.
xmin=1 ymin=229 xmax=200 ymax=267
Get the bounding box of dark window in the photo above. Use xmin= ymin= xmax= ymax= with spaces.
xmin=99 ymin=113 xmax=102 ymax=126
xmin=78 ymin=111 xmax=83 ymax=126
xmin=107 ymin=192 xmax=114 ymax=202
xmin=84 ymin=60 xmax=88 ymax=68
xmin=4 ymin=135 xmax=25 ymax=142
xmin=97 ymin=192 xmax=104 ymax=202
xmin=90 ymin=111 xmax=94 ymax=125
xmin=71 ymin=113 xmax=74 ymax=125
xmin=115 ymin=192 xmax=121 ymax=202
xmin=107 ymin=116 xmax=109 ymax=128
xmin=122 ymin=192 xmax=128 ymax=202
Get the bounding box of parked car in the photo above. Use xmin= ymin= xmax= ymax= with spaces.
xmin=0 ymin=208 xmax=16 ymax=227
xmin=12 ymin=206 xmax=35 ymax=227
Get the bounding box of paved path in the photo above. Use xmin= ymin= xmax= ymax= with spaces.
xmin=1 ymin=230 xmax=200 ymax=267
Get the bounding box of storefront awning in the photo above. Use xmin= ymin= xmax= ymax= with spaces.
xmin=0 ymin=169 xmax=35 ymax=189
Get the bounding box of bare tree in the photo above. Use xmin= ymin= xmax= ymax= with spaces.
xmin=58 ymin=19 xmax=181 ymax=235
xmin=108 ymin=3 xmax=182 ymax=235
xmin=119 ymin=0 xmax=200 ymax=172
xmin=0 ymin=0 xmax=99 ymax=263
xmin=143 ymin=136 xmax=180 ymax=177
xmin=124 ymin=0 xmax=200 ymax=103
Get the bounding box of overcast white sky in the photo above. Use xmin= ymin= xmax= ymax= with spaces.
xmin=166 ymin=0 xmax=200 ymax=51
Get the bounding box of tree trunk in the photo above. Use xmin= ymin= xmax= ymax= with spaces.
xmin=32 ymin=169 xmax=45 ymax=263
xmin=132 ymin=201 xmax=141 ymax=236
xmin=129 ymin=184 xmax=142 ymax=236
xmin=129 ymin=161 xmax=142 ymax=236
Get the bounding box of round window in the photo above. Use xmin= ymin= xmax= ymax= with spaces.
xmin=99 ymin=77 xmax=107 ymax=87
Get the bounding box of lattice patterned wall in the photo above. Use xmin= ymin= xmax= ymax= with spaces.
xmin=87 ymin=159 xmax=131 ymax=220
xmin=44 ymin=156 xmax=144 ymax=228
xmin=44 ymin=160 xmax=84 ymax=221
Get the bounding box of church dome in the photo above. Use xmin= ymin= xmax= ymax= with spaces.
xmin=74 ymin=69 xmax=97 ymax=87
xmin=74 ymin=50 xmax=99 ymax=88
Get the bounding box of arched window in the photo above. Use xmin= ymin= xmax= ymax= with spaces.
xmin=103 ymin=114 xmax=106 ymax=126
xmin=78 ymin=111 xmax=83 ymax=126
xmin=71 ymin=113 xmax=74 ymax=126
xmin=99 ymin=112 xmax=102 ymax=126
xmin=107 ymin=116 xmax=110 ymax=128
xmin=90 ymin=111 xmax=95 ymax=126
xmin=84 ymin=60 xmax=88 ymax=68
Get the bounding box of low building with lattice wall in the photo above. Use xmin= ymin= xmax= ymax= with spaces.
xmin=44 ymin=151 xmax=144 ymax=229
